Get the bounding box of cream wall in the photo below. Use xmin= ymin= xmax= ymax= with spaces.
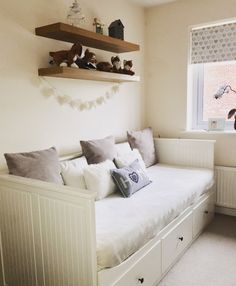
xmin=0 ymin=0 xmax=145 ymax=169
xmin=146 ymin=0 xmax=236 ymax=166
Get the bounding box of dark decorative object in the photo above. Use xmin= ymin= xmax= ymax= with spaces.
xmin=49 ymin=43 xmax=82 ymax=68
xmin=76 ymin=48 xmax=97 ymax=69
xmin=214 ymin=84 xmax=236 ymax=130
xmin=96 ymin=62 xmax=113 ymax=72
xmin=109 ymin=19 xmax=124 ymax=40
xmin=111 ymin=56 xmax=122 ymax=73
xmin=93 ymin=18 xmax=104 ymax=34
xmin=121 ymin=60 xmax=135 ymax=75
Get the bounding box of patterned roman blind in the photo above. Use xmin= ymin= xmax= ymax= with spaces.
xmin=191 ymin=22 xmax=236 ymax=64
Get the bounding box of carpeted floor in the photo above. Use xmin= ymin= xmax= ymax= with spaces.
xmin=158 ymin=214 xmax=236 ymax=286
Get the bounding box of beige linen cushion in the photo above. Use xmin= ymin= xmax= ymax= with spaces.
xmin=80 ymin=136 xmax=116 ymax=164
xmin=4 ymin=147 xmax=63 ymax=184
xmin=127 ymin=127 xmax=157 ymax=167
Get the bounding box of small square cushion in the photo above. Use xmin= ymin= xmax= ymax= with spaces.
xmin=111 ymin=159 xmax=151 ymax=198
xmin=4 ymin=147 xmax=63 ymax=184
xmin=115 ymin=142 xmax=132 ymax=156
xmin=114 ymin=149 xmax=146 ymax=171
xmin=60 ymin=156 xmax=88 ymax=189
xmin=83 ymin=160 xmax=117 ymax=200
xmin=127 ymin=128 xmax=157 ymax=167
xmin=80 ymin=136 xmax=116 ymax=164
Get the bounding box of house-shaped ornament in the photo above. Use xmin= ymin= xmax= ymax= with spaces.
xmin=108 ymin=19 xmax=124 ymax=40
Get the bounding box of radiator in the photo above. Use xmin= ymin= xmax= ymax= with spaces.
xmin=215 ymin=166 xmax=236 ymax=209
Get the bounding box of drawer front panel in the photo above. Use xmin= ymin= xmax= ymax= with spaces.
xmin=193 ymin=192 xmax=215 ymax=238
xmin=162 ymin=213 xmax=193 ymax=273
xmin=114 ymin=241 xmax=161 ymax=286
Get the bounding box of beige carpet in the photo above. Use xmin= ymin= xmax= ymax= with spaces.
xmin=158 ymin=214 xmax=236 ymax=286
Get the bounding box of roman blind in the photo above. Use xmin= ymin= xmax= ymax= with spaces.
xmin=191 ymin=21 xmax=236 ymax=64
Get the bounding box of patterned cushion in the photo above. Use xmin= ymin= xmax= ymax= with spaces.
xmin=111 ymin=159 xmax=151 ymax=198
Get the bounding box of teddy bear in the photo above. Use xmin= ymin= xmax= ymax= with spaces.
xmin=96 ymin=61 xmax=113 ymax=72
xmin=111 ymin=56 xmax=122 ymax=73
xmin=49 ymin=43 xmax=82 ymax=68
xmin=121 ymin=60 xmax=135 ymax=75
xmin=76 ymin=49 xmax=97 ymax=69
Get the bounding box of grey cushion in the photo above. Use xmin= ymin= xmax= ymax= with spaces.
xmin=80 ymin=136 xmax=116 ymax=164
xmin=111 ymin=159 xmax=151 ymax=198
xmin=4 ymin=147 xmax=63 ymax=184
xmin=127 ymin=127 xmax=157 ymax=167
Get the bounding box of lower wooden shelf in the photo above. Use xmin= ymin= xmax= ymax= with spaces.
xmin=38 ymin=67 xmax=140 ymax=83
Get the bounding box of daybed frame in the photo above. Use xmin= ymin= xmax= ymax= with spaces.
xmin=0 ymin=138 xmax=215 ymax=286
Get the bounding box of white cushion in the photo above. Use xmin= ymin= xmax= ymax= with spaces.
xmin=83 ymin=160 xmax=117 ymax=200
xmin=60 ymin=156 xmax=88 ymax=189
xmin=114 ymin=149 xmax=146 ymax=171
xmin=115 ymin=142 xmax=132 ymax=156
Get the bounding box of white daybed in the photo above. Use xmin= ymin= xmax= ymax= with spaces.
xmin=0 ymin=138 xmax=215 ymax=286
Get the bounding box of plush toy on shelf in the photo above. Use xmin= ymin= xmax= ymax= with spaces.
xmin=49 ymin=43 xmax=82 ymax=68
xmin=96 ymin=61 xmax=113 ymax=72
xmin=76 ymin=48 xmax=97 ymax=69
xmin=121 ymin=60 xmax=135 ymax=75
xmin=111 ymin=56 xmax=122 ymax=73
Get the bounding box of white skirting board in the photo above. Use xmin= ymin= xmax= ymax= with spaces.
xmin=215 ymin=206 xmax=236 ymax=217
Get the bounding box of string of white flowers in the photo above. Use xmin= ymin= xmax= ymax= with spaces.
xmin=39 ymin=77 xmax=120 ymax=111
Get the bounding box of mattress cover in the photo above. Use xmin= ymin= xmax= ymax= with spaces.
xmin=95 ymin=164 xmax=214 ymax=271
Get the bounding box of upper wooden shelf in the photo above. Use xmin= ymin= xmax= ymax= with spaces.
xmin=35 ymin=22 xmax=140 ymax=53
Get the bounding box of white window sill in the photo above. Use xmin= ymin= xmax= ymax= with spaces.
xmin=183 ymin=129 xmax=236 ymax=134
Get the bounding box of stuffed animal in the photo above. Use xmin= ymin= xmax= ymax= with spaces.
xmin=111 ymin=56 xmax=122 ymax=73
xmin=121 ymin=60 xmax=135 ymax=75
xmin=49 ymin=43 xmax=82 ymax=68
xmin=96 ymin=62 xmax=113 ymax=72
xmin=76 ymin=49 xmax=97 ymax=69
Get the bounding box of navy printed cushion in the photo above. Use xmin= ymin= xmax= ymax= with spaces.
xmin=111 ymin=159 xmax=151 ymax=198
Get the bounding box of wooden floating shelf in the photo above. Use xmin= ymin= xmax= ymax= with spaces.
xmin=35 ymin=22 xmax=140 ymax=53
xmin=38 ymin=67 xmax=140 ymax=83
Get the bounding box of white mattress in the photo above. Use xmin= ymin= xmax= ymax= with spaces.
xmin=95 ymin=164 xmax=214 ymax=271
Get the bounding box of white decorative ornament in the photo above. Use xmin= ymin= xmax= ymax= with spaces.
xmin=67 ymin=0 xmax=85 ymax=27
xmin=39 ymin=77 xmax=120 ymax=112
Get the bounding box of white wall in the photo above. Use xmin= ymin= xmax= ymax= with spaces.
xmin=146 ymin=0 xmax=236 ymax=166
xmin=0 ymin=0 xmax=145 ymax=169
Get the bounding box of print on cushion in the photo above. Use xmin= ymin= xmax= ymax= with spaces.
xmin=129 ymin=171 xmax=139 ymax=183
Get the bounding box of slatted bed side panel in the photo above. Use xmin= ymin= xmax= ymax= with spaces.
xmin=154 ymin=138 xmax=215 ymax=169
xmin=0 ymin=175 xmax=97 ymax=286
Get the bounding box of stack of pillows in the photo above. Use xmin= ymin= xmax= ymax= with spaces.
xmin=4 ymin=128 xmax=157 ymax=199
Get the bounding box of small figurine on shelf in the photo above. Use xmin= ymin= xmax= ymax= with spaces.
xmin=93 ymin=18 xmax=105 ymax=34
xmin=109 ymin=19 xmax=124 ymax=40
xmin=96 ymin=61 xmax=113 ymax=72
xmin=67 ymin=0 xmax=85 ymax=27
xmin=76 ymin=49 xmax=97 ymax=69
xmin=121 ymin=60 xmax=135 ymax=75
xmin=49 ymin=43 xmax=83 ymax=68
xmin=111 ymin=56 xmax=122 ymax=73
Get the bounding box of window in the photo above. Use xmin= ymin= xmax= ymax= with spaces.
xmin=189 ymin=20 xmax=236 ymax=130
xmin=191 ymin=61 xmax=236 ymax=130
